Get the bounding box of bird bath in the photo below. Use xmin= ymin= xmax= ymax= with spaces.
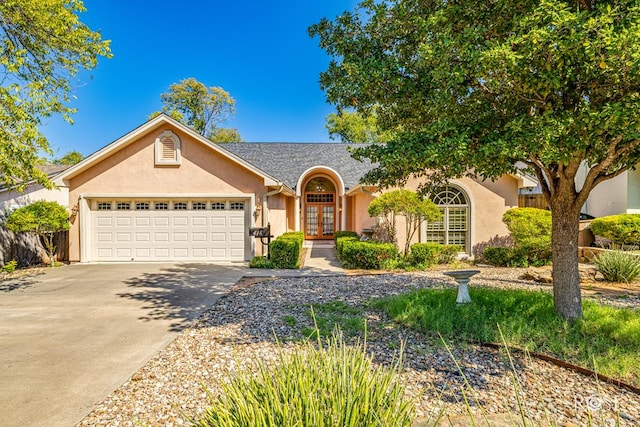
xmin=443 ymin=269 xmax=481 ymax=304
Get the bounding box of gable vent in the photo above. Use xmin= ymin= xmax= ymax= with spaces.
xmin=155 ymin=130 xmax=181 ymax=165
xmin=160 ymin=136 xmax=176 ymax=161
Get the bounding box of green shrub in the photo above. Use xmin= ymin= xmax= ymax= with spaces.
xmin=334 ymin=230 xmax=358 ymax=240
xmin=513 ymin=238 xmax=552 ymax=266
xmin=594 ymin=251 xmax=640 ymax=283
xmin=249 ymin=256 xmax=275 ymax=269
xmin=409 ymin=243 xmax=441 ymax=267
xmin=270 ymin=232 xmax=304 ymax=269
xmin=335 ymin=235 xmax=359 ymax=260
xmin=438 ymin=244 xmax=462 ymax=264
xmin=1 ymin=259 xmax=18 ymax=274
xmin=502 ymin=208 xmax=551 ymax=247
xmin=483 ymin=246 xmax=513 ymax=266
xmin=340 ymin=240 xmax=398 ymax=269
xmin=590 ymin=214 xmax=640 ymax=246
xmin=193 ymin=332 xmax=414 ymax=427
xmin=488 ymin=208 xmax=553 ymax=266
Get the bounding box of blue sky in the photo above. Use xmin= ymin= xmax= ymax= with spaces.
xmin=40 ymin=1 xmax=357 ymax=158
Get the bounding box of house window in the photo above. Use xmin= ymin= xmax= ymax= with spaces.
xmin=211 ymin=202 xmax=226 ymax=210
xmin=193 ymin=202 xmax=207 ymax=210
xmin=135 ymin=202 xmax=150 ymax=210
xmin=426 ymin=186 xmax=469 ymax=251
xmin=97 ymin=202 xmax=112 ymax=210
xmin=173 ymin=202 xmax=187 ymax=210
xmin=230 ymin=202 xmax=244 ymax=210
xmin=116 ymin=202 xmax=131 ymax=210
xmin=154 ymin=202 xmax=168 ymax=210
xmin=154 ymin=130 xmax=181 ymax=166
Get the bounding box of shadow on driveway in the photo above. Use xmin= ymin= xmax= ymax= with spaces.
xmin=118 ymin=263 xmax=247 ymax=332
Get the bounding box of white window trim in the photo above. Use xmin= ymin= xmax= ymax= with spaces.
xmin=154 ymin=130 xmax=181 ymax=166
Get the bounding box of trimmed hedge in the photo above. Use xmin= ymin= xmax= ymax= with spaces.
xmin=409 ymin=243 xmax=441 ymax=266
xmin=340 ymin=240 xmax=398 ymax=270
xmin=410 ymin=243 xmax=462 ymax=267
xmin=334 ymin=231 xmax=360 ymax=261
xmin=270 ymin=232 xmax=304 ymax=269
xmin=484 ymin=207 xmax=552 ymax=267
xmin=590 ymin=214 xmax=640 ymax=246
xmin=334 ymin=231 xmax=359 ymax=239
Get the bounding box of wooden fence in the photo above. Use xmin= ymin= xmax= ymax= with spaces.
xmin=518 ymin=194 xmax=548 ymax=209
xmin=0 ymin=225 xmax=69 ymax=266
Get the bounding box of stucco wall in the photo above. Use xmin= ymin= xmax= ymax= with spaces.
xmin=66 ymin=125 xmax=267 ymax=261
xmin=626 ymin=168 xmax=640 ymax=213
xmin=350 ymin=191 xmax=376 ymax=233
xmin=0 ymin=184 xmax=69 ymax=214
xmin=363 ymin=175 xmax=518 ymax=256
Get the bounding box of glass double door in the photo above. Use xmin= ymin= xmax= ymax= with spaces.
xmin=305 ymin=204 xmax=335 ymax=239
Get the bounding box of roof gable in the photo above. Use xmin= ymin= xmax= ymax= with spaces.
xmin=223 ymin=143 xmax=373 ymax=190
xmin=54 ymin=114 xmax=283 ymax=188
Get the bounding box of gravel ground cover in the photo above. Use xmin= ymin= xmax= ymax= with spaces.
xmin=79 ymin=269 xmax=639 ymax=426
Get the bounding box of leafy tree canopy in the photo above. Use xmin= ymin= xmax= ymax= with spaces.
xmin=311 ymin=0 xmax=640 ymax=319
xmin=5 ymin=201 xmax=70 ymax=266
xmin=325 ymin=108 xmax=393 ymax=143
xmin=151 ymin=77 xmax=243 ymax=143
xmin=368 ymin=189 xmax=441 ymax=256
xmin=0 ymin=0 xmax=111 ymax=191
xmin=52 ymin=150 xmax=84 ymax=165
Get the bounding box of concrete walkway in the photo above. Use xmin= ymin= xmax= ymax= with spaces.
xmin=243 ymin=240 xmax=345 ymax=277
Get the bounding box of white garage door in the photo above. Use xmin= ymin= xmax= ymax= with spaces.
xmin=90 ymin=199 xmax=247 ymax=261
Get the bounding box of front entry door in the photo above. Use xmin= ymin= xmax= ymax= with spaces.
xmin=305 ymin=204 xmax=335 ymax=239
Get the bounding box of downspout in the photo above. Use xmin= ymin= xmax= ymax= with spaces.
xmin=262 ymin=183 xmax=285 ymax=227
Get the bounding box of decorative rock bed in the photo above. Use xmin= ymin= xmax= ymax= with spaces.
xmin=79 ymin=270 xmax=639 ymax=426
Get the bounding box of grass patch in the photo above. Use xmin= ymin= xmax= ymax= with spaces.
xmin=372 ymin=287 xmax=640 ymax=385
xmin=301 ymin=301 xmax=365 ymax=339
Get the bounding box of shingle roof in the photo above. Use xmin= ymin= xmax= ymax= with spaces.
xmin=37 ymin=164 xmax=72 ymax=176
xmin=222 ymin=143 xmax=374 ymax=190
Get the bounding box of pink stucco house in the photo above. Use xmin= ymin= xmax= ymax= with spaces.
xmin=53 ymin=114 xmax=531 ymax=263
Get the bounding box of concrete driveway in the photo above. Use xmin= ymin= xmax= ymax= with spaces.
xmin=0 ymin=263 xmax=246 ymax=427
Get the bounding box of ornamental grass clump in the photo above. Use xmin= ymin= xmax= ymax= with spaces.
xmin=594 ymin=251 xmax=640 ymax=283
xmin=193 ymin=332 xmax=414 ymax=427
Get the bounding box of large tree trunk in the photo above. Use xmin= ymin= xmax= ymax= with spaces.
xmin=550 ymin=197 xmax=583 ymax=320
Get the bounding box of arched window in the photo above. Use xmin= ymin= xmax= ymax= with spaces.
xmin=426 ymin=186 xmax=469 ymax=251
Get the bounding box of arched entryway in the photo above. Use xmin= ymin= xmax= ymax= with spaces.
xmin=303 ymin=176 xmax=337 ymax=239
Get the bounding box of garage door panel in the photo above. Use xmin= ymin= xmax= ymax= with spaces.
xmin=230 ymin=232 xmax=244 ymax=242
xmin=92 ymin=199 xmax=247 ymax=261
xmin=193 ymin=248 xmax=208 ymax=258
xmin=116 ymin=248 xmax=132 ymax=258
xmin=154 ymin=232 xmax=169 ymax=242
xmin=135 ymin=217 xmax=150 ymax=226
xmin=135 ymin=232 xmax=150 ymax=242
xmin=173 ymin=248 xmax=188 ymax=258
xmin=211 ymin=248 xmax=227 ymax=258
xmin=97 ymin=233 xmax=112 ymax=242
xmin=97 ymin=248 xmax=113 ymax=257
xmin=211 ymin=217 xmax=226 ymax=227
xmin=173 ymin=232 xmax=188 ymax=242
xmin=96 ymin=217 xmax=112 ymax=227
xmin=230 ymin=248 xmax=244 ymax=258
xmin=154 ymin=248 xmax=170 ymax=258
xmin=116 ymin=217 xmax=132 ymax=226
xmin=192 ymin=232 xmax=207 ymax=242
xmin=173 ymin=217 xmax=188 ymax=226
xmin=154 ymin=217 xmax=169 ymax=226
xmin=229 ymin=217 xmax=244 ymax=226
xmin=116 ymin=233 xmax=131 ymax=242
xmin=192 ymin=217 xmax=207 ymax=226
xmin=135 ymin=248 xmax=151 ymax=258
